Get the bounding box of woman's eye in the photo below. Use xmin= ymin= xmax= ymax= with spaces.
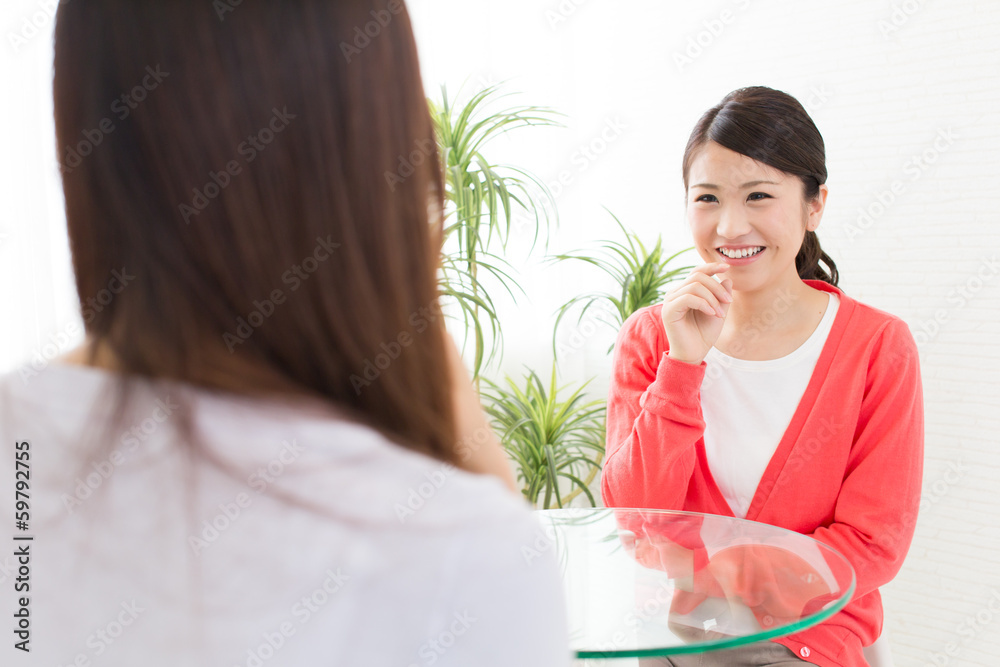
xmin=695 ymin=194 xmax=718 ymax=203
xmin=747 ymin=192 xmax=772 ymax=201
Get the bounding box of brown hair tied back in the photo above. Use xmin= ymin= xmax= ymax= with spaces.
xmin=682 ymin=86 xmax=839 ymax=287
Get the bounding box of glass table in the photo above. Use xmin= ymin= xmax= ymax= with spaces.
xmin=535 ymin=508 xmax=856 ymax=662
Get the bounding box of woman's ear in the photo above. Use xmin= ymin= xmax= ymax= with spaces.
xmin=806 ymin=184 xmax=829 ymax=232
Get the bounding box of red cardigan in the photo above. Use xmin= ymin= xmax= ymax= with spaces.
xmin=601 ymin=280 xmax=924 ymax=667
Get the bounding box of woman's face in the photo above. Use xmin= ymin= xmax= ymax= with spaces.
xmin=685 ymin=141 xmax=827 ymax=293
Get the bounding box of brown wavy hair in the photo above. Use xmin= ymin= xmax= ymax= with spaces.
xmin=53 ymin=0 xmax=457 ymax=467
xmin=682 ymin=86 xmax=839 ymax=286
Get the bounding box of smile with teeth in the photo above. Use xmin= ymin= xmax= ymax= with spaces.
xmin=717 ymin=246 xmax=764 ymax=259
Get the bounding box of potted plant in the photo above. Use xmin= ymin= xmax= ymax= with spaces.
xmin=430 ymin=83 xmax=562 ymax=383
xmin=480 ymin=364 xmax=606 ymax=509
xmin=429 ymin=87 xmax=693 ymax=509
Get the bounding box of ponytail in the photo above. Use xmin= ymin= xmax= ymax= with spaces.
xmin=796 ymin=230 xmax=839 ymax=287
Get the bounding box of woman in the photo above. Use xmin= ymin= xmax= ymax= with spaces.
xmin=0 ymin=2 xmax=569 ymax=666
xmin=602 ymin=87 xmax=923 ymax=666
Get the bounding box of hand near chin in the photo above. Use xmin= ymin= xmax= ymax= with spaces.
xmin=660 ymin=262 xmax=733 ymax=365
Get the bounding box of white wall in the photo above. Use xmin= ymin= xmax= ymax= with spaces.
xmin=1 ymin=1 xmax=77 ymax=380
xmin=406 ymin=1 xmax=1000 ymax=665
xmin=2 ymin=1 xmax=998 ymax=664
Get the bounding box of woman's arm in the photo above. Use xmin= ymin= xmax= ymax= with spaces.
xmin=806 ymin=318 xmax=924 ymax=600
xmin=601 ymin=307 xmax=709 ymax=509
xmin=442 ymin=330 xmax=519 ymax=495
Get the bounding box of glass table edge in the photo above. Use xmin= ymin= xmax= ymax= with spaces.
xmin=542 ymin=508 xmax=861 ymax=660
xmin=538 ymin=507 xmax=845 ymax=545
xmin=574 ymin=577 xmax=857 ymax=659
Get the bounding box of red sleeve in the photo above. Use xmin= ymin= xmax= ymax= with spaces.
xmin=601 ymin=307 xmax=708 ymax=509
xmin=807 ymin=317 xmax=925 ymax=601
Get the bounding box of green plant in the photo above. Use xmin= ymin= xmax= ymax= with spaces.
xmin=548 ymin=208 xmax=695 ymax=359
xmin=430 ymin=84 xmax=563 ymax=382
xmin=481 ymin=364 xmax=605 ymax=509
xmin=426 ymin=86 xmax=695 ymax=509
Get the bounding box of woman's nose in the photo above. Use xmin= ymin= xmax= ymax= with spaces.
xmin=716 ymin=206 xmax=751 ymax=239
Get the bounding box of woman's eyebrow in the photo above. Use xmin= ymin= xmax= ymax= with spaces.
xmin=690 ymin=180 xmax=780 ymax=189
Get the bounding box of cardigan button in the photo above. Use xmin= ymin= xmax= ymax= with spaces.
xmin=800 ymin=646 xmax=811 ymax=658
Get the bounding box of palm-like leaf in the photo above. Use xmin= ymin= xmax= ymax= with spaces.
xmin=548 ymin=208 xmax=695 ymax=359
xmin=481 ymin=364 xmax=606 ymax=509
xmin=431 ymin=84 xmax=564 ymax=381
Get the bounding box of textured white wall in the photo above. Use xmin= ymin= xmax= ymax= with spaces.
xmin=2 ymin=0 xmax=998 ymax=664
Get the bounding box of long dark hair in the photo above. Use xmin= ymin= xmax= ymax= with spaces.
xmin=682 ymin=86 xmax=839 ymax=286
xmin=53 ymin=1 xmax=458 ymax=467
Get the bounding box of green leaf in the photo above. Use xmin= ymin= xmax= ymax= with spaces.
xmin=548 ymin=209 xmax=695 ymax=362
xmin=432 ymin=84 xmax=563 ymax=381
xmin=480 ymin=362 xmax=606 ymax=509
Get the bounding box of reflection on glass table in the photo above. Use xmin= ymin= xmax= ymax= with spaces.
xmin=535 ymin=508 xmax=856 ymax=660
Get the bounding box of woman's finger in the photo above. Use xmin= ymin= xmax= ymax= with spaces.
xmin=687 ymin=262 xmax=731 ymax=279
xmin=682 ymin=282 xmax=727 ymax=318
xmin=665 ymin=293 xmax=721 ymax=321
xmin=686 ymin=271 xmax=733 ymax=304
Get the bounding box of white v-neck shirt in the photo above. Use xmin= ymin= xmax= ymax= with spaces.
xmin=701 ymin=293 xmax=840 ymax=518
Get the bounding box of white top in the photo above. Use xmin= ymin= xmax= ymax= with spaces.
xmin=701 ymin=293 xmax=840 ymax=518
xmin=0 ymin=362 xmax=570 ymax=667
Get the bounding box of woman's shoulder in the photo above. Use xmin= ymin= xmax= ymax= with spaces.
xmin=817 ymin=286 xmax=920 ymax=368
xmin=616 ymin=303 xmax=668 ymax=350
xmin=624 ymin=302 xmax=664 ymax=328
xmin=188 ymin=386 xmax=540 ymax=532
xmin=846 ymin=296 xmax=916 ymax=341
xmin=0 ymin=361 xmax=536 ymax=534
xmin=810 ymin=281 xmax=916 ymax=342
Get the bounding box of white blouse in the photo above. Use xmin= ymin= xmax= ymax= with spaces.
xmin=0 ymin=361 xmax=570 ymax=667
xmin=701 ymin=293 xmax=840 ymax=518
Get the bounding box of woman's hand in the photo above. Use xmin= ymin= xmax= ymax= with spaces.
xmin=705 ymin=545 xmax=836 ymax=628
xmin=660 ymin=263 xmax=733 ymax=365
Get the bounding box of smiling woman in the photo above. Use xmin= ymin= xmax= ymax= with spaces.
xmin=602 ymin=87 xmax=924 ymax=667
xmin=683 ymin=87 xmax=838 ymax=288
xmin=685 ymin=142 xmax=829 ymax=302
